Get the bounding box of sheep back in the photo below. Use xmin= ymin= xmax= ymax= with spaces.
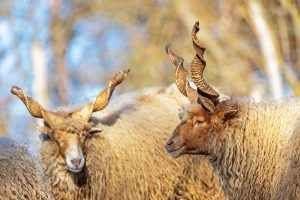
xmin=211 ymin=99 xmax=300 ymax=200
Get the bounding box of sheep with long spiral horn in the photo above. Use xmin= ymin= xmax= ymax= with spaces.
xmin=165 ymin=21 xmax=300 ymax=200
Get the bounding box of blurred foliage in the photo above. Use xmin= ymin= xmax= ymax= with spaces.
xmin=0 ymin=0 xmax=300 ymax=136
xmin=57 ymin=0 xmax=300 ymax=95
xmin=0 ymin=1 xmax=12 ymax=16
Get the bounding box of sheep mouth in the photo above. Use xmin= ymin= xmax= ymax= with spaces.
xmin=167 ymin=146 xmax=185 ymax=158
xmin=68 ymin=166 xmax=84 ymax=173
xmin=187 ymin=149 xmax=210 ymax=156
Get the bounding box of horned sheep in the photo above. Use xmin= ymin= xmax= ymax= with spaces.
xmin=0 ymin=137 xmax=53 ymax=200
xmin=11 ymin=70 xmax=225 ymax=199
xmin=165 ymin=21 xmax=300 ymax=200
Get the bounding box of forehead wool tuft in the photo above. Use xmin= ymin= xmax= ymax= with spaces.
xmin=53 ymin=119 xmax=91 ymax=134
xmin=178 ymin=104 xmax=201 ymax=122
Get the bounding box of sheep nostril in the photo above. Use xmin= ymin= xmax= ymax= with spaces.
xmin=71 ymin=158 xmax=81 ymax=167
xmin=167 ymin=139 xmax=174 ymax=146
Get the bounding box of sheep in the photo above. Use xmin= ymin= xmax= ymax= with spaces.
xmin=0 ymin=137 xmax=53 ymax=200
xmin=165 ymin=21 xmax=300 ymax=200
xmin=11 ymin=70 xmax=225 ymax=199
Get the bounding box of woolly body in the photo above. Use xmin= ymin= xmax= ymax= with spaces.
xmin=206 ymin=99 xmax=300 ymax=199
xmin=40 ymin=85 xmax=225 ymax=200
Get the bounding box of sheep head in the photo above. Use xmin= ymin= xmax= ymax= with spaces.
xmin=166 ymin=103 xmax=237 ymax=158
xmin=11 ymin=69 xmax=129 ymax=173
xmin=165 ymin=22 xmax=237 ymax=158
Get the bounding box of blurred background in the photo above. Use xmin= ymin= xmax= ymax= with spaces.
xmin=0 ymin=0 xmax=299 ymax=144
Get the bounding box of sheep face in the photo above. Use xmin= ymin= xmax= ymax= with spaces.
xmin=165 ymin=104 xmax=237 ymax=158
xmin=41 ymin=118 xmax=96 ymax=173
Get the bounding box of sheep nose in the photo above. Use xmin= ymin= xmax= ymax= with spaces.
xmin=165 ymin=136 xmax=183 ymax=152
xmin=71 ymin=158 xmax=81 ymax=167
xmin=166 ymin=139 xmax=174 ymax=146
xmin=165 ymin=137 xmax=176 ymax=151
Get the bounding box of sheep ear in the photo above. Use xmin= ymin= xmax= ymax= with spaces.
xmin=222 ymin=109 xmax=237 ymax=122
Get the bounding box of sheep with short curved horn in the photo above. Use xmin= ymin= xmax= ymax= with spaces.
xmin=165 ymin=21 xmax=300 ymax=200
xmin=11 ymin=69 xmax=225 ymax=199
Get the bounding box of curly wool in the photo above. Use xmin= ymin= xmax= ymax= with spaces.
xmin=40 ymin=84 xmax=225 ymax=200
xmin=276 ymin=115 xmax=300 ymax=200
xmin=0 ymin=138 xmax=53 ymax=200
xmin=208 ymin=98 xmax=300 ymax=200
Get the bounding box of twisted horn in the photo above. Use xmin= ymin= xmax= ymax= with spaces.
xmin=71 ymin=69 xmax=130 ymax=121
xmin=165 ymin=43 xmax=198 ymax=103
xmin=191 ymin=22 xmax=219 ymax=99
xmin=11 ymin=86 xmax=63 ymax=128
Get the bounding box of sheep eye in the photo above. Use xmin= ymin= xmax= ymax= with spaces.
xmin=89 ymin=127 xmax=102 ymax=135
xmin=195 ymin=120 xmax=205 ymax=125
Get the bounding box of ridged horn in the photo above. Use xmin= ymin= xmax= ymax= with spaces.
xmin=165 ymin=43 xmax=198 ymax=103
xmin=71 ymin=69 xmax=130 ymax=121
xmin=190 ymin=21 xmax=219 ymax=99
xmin=11 ymin=86 xmax=63 ymax=128
xmin=186 ymin=82 xmax=199 ymax=103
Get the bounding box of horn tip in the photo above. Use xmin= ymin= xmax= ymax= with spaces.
xmin=194 ymin=21 xmax=200 ymax=31
xmin=110 ymin=69 xmax=130 ymax=86
xmin=165 ymin=43 xmax=171 ymax=53
xmin=124 ymin=68 xmax=130 ymax=75
xmin=11 ymin=85 xmax=22 ymax=95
